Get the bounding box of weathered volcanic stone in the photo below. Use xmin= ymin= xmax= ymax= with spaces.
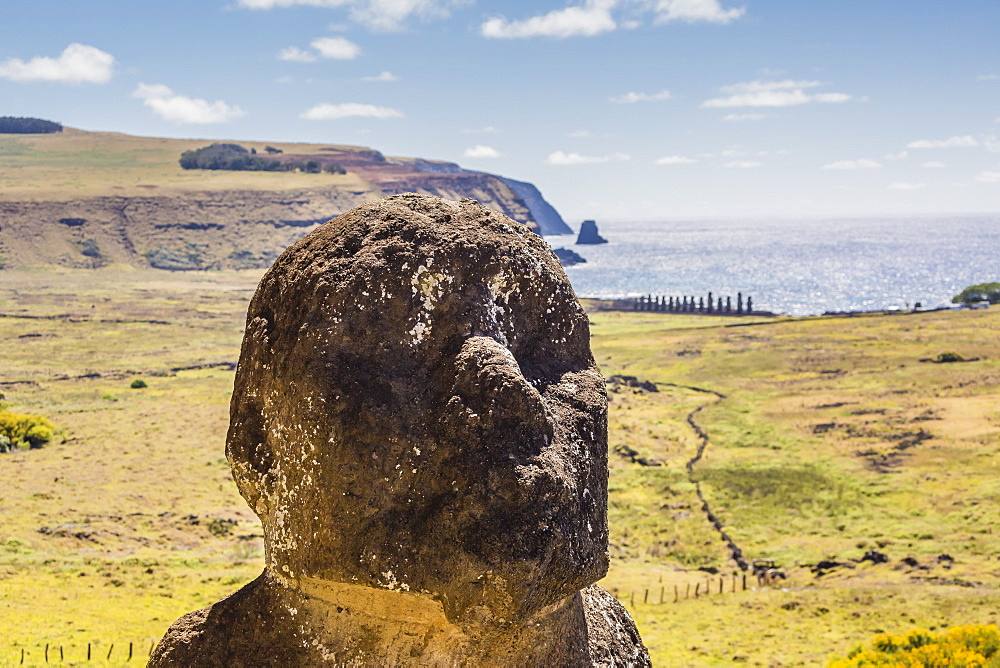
xmin=149 ymin=194 xmax=650 ymax=666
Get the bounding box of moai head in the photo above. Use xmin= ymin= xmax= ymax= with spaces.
xmin=226 ymin=194 xmax=609 ymax=635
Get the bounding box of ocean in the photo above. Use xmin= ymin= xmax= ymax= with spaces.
xmin=543 ymin=215 xmax=1000 ymax=317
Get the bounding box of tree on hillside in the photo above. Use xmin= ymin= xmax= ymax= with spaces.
xmin=179 ymin=143 xmax=344 ymax=174
xmin=0 ymin=117 xmax=62 ymax=134
xmin=952 ymin=282 xmax=1000 ymax=305
xmin=179 ymin=143 xmax=282 ymax=171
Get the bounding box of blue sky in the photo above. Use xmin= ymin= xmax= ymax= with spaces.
xmin=1 ymin=0 xmax=998 ymax=221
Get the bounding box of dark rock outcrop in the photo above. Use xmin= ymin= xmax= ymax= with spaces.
xmin=553 ymin=247 xmax=587 ymax=266
xmin=150 ymin=194 xmax=649 ymax=667
xmin=576 ymin=220 xmax=608 ymax=245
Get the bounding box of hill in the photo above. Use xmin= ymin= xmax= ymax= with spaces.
xmin=0 ymin=128 xmax=571 ymax=270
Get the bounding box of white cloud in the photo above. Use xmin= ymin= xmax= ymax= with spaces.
xmin=975 ymin=171 xmax=1000 ymax=183
xmin=980 ymin=135 xmax=1000 ymax=152
xmin=0 ymin=43 xmax=114 ymax=84
xmin=546 ymin=150 xmax=630 ymax=165
xmin=655 ymin=155 xmax=696 ymax=165
xmin=281 ymin=36 xmax=361 ymax=62
xmin=702 ymin=79 xmax=852 ymax=108
xmin=278 ymin=47 xmax=317 ymax=62
xmin=311 ymin=36 xmax=361 ymax=59
xmin=823 ymin=159 xmax=882 ymax=170
xmin=724 ymin=160 xmax=761 ymax=168
xmin=652 ymin=0 xmax=745 ymax=24
xmin=722 ymin=113 xmax=767 ymax=122
xmin=463 ymin=145 xmax=500 ymax=159
xmin=300 ymin=102 xmax=404 ymax=120
xmin=238 ymin=0 xmax=462 ymax=31
xmin=609 ymin=89 xmax=671 ymax=104
xmin=481 ymin=0 xmax=743 ymax=39
xmin=885 ymin=150 xmax=909 ymax=160
xmin=906 ymin=135 xmax=979 ymax=149
xmin=920 ymin=161 xmax=946 ymax=169
xmin=481 ymin=1 xmax=617 ymax=39
xmin=888 ymin=182 xmax=926 ymax=191
xmin=362 ymin=70 xmax=398 ymax=82
xmin=132 ymin=84 xmax=246 ymax=124
xmin=977 ymin=74 xmax=998 ymax=81
xmin=721 ymin=148 xmax=746 ymax=157
xmin=569 ymin=130 xmax=593 ymax=138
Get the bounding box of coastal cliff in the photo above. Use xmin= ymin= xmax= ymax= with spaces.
xmin=0 ymin=129 xmax=567 ymax=269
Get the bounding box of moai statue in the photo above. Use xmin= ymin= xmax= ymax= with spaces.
xmin=698 ymin=297 xmax=704 ymax=312
xmin=747 ymin=296 xmax=753 ymax=313
xmin=726 ymin=296 xmax=732 ymax=313
xmin=717 ymin=297 xmax=723 ymax=312
xmin=148 ymin=194 xmax=650 ymax=667
xmin=737 ymin=292 xmax=744 ymax=315
xmin=707 ymin=292 xmax=714 ymax=314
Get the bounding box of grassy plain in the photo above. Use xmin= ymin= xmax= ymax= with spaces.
xmin=1 ymin=270 xmax=998 ymax=666
xmin=0 ymin=128 xmax=366 ymax=201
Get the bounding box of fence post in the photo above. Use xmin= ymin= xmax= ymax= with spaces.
xmin=630 ymin=591 xmax=635 ymax=607
xmin=60 ymin=647 xmax=64 ymax=662
xmin=88 ymin=643 xmax=91 ymax=661
xmin=732 ymin=573 xmax=737 ymax=593
xmin=685 ymin=583 xmax=690 ymax=599
xmin=694 ymin=583 xmax=700 ymax=598
xmin=742 ymin=574 xmax=747 ymax=590
xmin=129 ymin=641 xmax=134 ymax=661
xmin=107 ymin=643 xmax=114 ymax=660
xmin=719 ymin=576 xmax=724 ymax=594
xmin=45 ymin=644 xmax=49 ymax=664
xmin=20 ymin=648 xmax=24 ymax=665
xmin=659 ymin=586 xmax=664 ymax=604
xmin=643 ymin=589 xmax=648 ymax=604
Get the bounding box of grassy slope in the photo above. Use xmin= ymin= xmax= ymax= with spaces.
xmin=1 ymin=271 xmax=998 ymax=665
xmin=0 ymin=128 xmax=369 ymax=201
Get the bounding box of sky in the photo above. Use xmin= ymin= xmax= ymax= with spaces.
xmin=1 ymin=0 xmax=998 ymax=222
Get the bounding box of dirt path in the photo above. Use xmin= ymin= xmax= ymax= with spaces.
xmin=662 ymin=382 xmax=750 ymax=572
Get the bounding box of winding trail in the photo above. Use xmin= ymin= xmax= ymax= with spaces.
xmin=661 ymin=383 xmax=750 ymax=572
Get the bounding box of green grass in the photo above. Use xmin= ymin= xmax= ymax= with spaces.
xmin=2 ymin=272 xmax=1000 ymax=665
xmin=0 ymin=129 xmax=366 ymax=200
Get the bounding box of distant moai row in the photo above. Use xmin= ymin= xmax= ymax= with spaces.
xmin=633 ymin=292 xmax=753 ymax=314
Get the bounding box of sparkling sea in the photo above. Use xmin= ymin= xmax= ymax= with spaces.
xmin=543 ymin=215 xmax=1000 ymax=317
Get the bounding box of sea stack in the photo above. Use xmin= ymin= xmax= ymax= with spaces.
xmin=148 ymin=194 xmax=650 ymax=667
xmin=553 ymin=247 xmax=587 ymax=266
xmin=576 ymin=219 xmax=608 ymax=245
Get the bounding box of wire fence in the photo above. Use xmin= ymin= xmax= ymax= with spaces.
xmin=3 ymin=640 xmax=157 ymax=666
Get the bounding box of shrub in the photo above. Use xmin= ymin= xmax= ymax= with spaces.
xmin=130 ymin=378 xmax=148 ymax=389
xmin=0 ymin=410 xmax=55 ymax=451
xmin=953 ymin=282 xmax=1000 ymax=305
xmin=830 ymin=624 xmax=1000 ymax=667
